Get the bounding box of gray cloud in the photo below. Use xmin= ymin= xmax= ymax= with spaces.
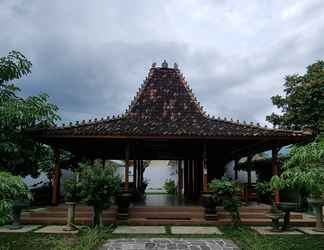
xmin=1 ymin=0 xmax=324 ymax=125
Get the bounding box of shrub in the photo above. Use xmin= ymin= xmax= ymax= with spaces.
xmin=256 ymin=181 xmax=274 ymax=204
xmin=79 ymin=164 xmax=121 ymax=226
xmin=0 ymin=171 xmax=31 ymax=225
xmin=209 ymin=177 xmax=241 ymax=226
xmin=164 ymin=179 xmax=176 ymax=194
xmin=63 ymin=173 xmax=82 ymax=202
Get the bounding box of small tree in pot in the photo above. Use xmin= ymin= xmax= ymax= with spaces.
xmin=209 ymin=177 xmax=241 ymax=227
xmin=63 ymin=173 xmax=82 ymax=231
xmin=79 ymin=164 xmax=121 ymax=227
xmin=0 ymin=172 xmax=32 ymax=229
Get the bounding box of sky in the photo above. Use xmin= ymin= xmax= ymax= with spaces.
xmin=1 ymin=0 xmax=323 ymax=125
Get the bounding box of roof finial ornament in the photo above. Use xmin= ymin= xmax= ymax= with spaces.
xmin=151 ymin=62 xmax=156 ymax=68
xmin=162 ymin=60 xmax=168 ymax=68
xmin=174 ymin=62 xmax=178 ymax=70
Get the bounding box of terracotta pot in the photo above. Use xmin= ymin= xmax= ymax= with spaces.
xmin=116 ymin=192 xmax=132 ymax=220
xmin=201 ymin=193 xmax=217 ymax=220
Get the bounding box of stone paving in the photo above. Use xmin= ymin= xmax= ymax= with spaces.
xmin=100 ymin=238 xmax=239 ymax=250
xmin=113 ymin=226 xmax=166 ymax=234
xmin=171 ymin=226 xmax=223 ymax=235
xmin=34 ymin=225 xmax=78 ymax=234
xmin=0 ymin=225 xmax=40 ymax=233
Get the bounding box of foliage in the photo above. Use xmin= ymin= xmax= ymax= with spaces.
xmin=256 ymin=181 xmax=275 ymax=201
xmin=209 ymin=177 xmax=241 ymax=226
xmin=63 ymin=173 xmax=82 ymax=202
xmin=270 ymin=138 xmax=324 ymax=198
xmin=266 ymin=60 xmax=324 ymax=135
xmin=0 ymin=171 xmax=31 ymax=225
xmin=79 ymin=163 xmax=121 ymax=226
xmin=0 ymin=50 xmax=60 ymax=177
xmin=163 ymin=179 xmax=176 ymax=194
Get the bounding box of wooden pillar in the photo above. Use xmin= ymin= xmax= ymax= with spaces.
xmin=188 ymin=160 xmax=193 ymax=199
xmin=272 ymin=147 xmax=280 ymax=204
xmin=177 ymin=160 xmax=183 ymax=195
xmin=184 ymin=160 xmax=188 ymax=196
xmin=202 ymin=143 xmax=208 ymax=193
xmin=133 ymin=160 xmax=138 ymax=189
xmin=51 ymin=147 xmax=61 ymax=205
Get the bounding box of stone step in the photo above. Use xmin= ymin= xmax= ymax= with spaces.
xmin=130 ymin=207 xmax=204 ymax=212
xmin=129 ymin=211 xmax=204 ymax=219
xmin=21 ymin=216 xmax=116 ymax=225
xmin=23 ymin=210 xmax=116 ymax=218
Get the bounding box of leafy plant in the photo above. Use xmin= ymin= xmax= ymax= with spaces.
xmin=0 ymin=171 xmax=31 ymax=225
xmin=63 ymin=173 xmax=82 ymax=202
xmin=79 ymin=163 xmax=121 ymax=226
xmin=209 ymin=177 xmax=241 ymax=226
xmin=270 ymin=138 xmax=324 ymax=198
xmin=164 ymin=179 xmax=176 ymax=194
xmin=256 ymin=181 xmax=275 ymax=203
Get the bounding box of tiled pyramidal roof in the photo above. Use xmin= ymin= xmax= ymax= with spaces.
xmin=46 ymin=61 xmax=307 ymax=137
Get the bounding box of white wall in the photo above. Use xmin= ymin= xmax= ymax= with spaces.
xmin=145 ymin=160 xmax=177 ymax=193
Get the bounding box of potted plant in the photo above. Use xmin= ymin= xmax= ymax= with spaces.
xmin=79 ymin=164 xmax=121 ymax=227
xmin=164 ymin=179 xmax=176 ymax=195
xmin=270 ymin=139 xmax=324 ymax=231
xmin=0 ymin=172 xmax=32 ymax=229
xmin=63 ymin=173 xmax=82 ymax=231
xmin=209 ymin=177 xmax=241 ymax=227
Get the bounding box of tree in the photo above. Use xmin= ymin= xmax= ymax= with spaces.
xmin=266 ymin=61 xmax=324 ymax=135
xmin=79 ymin=163 xmax=121 ymax=226
xmin=0 ymin=51 xmax=60 ymax=177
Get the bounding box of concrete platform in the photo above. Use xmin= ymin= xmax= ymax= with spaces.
xmin=112 ymin=226 xmax=166 ymax=234
xmin=297 ymin=227 xmax=324 ymax=235
xmin=171 ymin=226 xmax=223 ymax=234
xmin=0 ymin=225 xmax=40 ymax=233
xmin=34 ymin=225 xmax=78 ymax=234
xmin=251 ymin=226 xmax=303 ymax=235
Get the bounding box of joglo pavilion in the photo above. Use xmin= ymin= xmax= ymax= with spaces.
xmin=29 ymin=60 xmax=313 ymax=224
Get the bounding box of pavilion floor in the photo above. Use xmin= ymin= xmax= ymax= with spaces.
xmin=21 ymin=194 xmax=316 ymax=226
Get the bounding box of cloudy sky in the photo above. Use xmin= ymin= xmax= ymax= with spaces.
xmin=1 ymin=0 xmax=323 ymax=125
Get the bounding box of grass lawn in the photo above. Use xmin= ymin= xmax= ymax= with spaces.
xmin=0 ymin=226 xmax=324 ymax=250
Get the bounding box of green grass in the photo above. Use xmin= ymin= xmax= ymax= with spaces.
xmin=1 ymin=225 xmax=324 ymax=250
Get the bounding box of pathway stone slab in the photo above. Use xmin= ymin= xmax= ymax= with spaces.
xmin=112 ymin=226 xmax=166 ymax=234
xmin=171 ymin=226 xmax=223 ymax=235
xmin=251 ymin=226 xmax=303 ymax=235
xmin=34 ymin=225 xmax=78 ymax=234
xmin=297 ymin=227 xmax=324 ymax=235
xmin=100 ymin=238 xmax=239 ymax=250
xmin=0 ymin=225 xmax=40 ymax=233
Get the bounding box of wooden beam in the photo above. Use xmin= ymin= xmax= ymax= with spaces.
xmin=234 ymin=159 xmax=239 ymax=180
xmin=272 ymin=147 xmax=280 ymax=204
xmin=51 ymin=147 xmax=61 ymax=205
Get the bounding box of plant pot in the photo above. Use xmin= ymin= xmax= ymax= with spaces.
xmin=7 ymin=200 xmax=30 ymax=230
xmin=201 ymin=193 xmax=217 ymax=220
xmin=116 ymin=192 xmax=132 ymax=220
xmin=63 ymin=202 xmax=76 ymax=231
xmin=307 ymin=197 xmax=324 ymax=232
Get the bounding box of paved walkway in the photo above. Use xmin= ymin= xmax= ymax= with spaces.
xmin=100 ymin=239 xmax=239 ymax=250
